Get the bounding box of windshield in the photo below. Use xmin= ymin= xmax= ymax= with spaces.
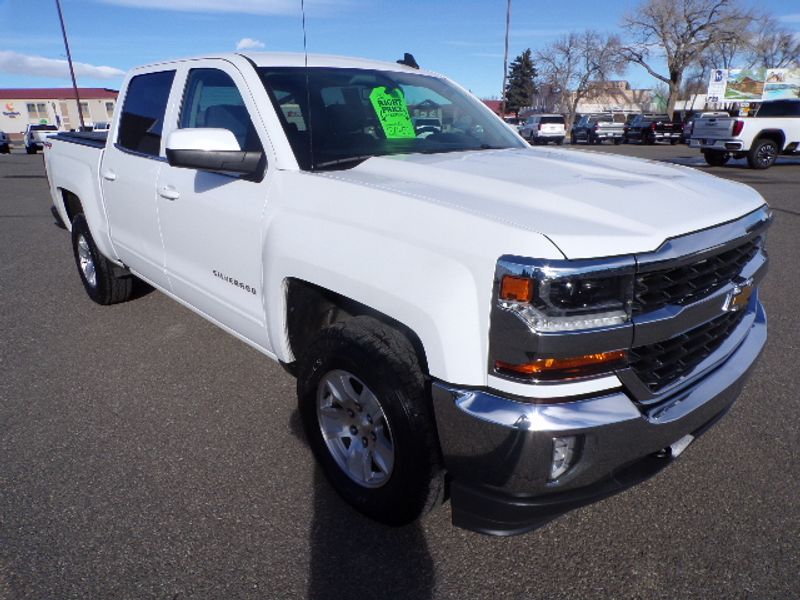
xmin=31 ymin=125 xmax=58 ymax=131
xmin=259 ymin=67 xmax=526 ymax=170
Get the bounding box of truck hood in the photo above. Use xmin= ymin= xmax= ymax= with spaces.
xmin=324 ymin=147 xmax=766 ymax=259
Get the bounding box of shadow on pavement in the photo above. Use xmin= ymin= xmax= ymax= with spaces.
xmin=288 ymin=410 xmax=435 ymax=600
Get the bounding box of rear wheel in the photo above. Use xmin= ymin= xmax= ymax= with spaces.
xmin=703 ymin=150 xmax=730 ymax=166
xmin=613 ymin=137 xmax=622 ymax=145
xmin=25 ymin=145 xmax=36 ymax=154
xmin=297 ymin=316 xmax=444 ymax=526
xmin=747 ymin=138 xmax=778 ymax=170
xmin=570 ymin=133 xmax=577 ymax=144
xmin=71 ymin=214 xmax=133 ymax=305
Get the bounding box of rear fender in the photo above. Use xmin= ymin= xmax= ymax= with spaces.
xmin=51 ymin=150 xmax=119 ymax=262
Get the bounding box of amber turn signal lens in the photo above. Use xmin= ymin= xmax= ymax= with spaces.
xmin=495 ymin=350 xmax=627 ymax=381
xmin=500 ymin=275 xmax=533 ymax=302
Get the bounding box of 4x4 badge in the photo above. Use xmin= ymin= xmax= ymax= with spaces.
xmin=723 ymin=278 xmax=754 ymax=312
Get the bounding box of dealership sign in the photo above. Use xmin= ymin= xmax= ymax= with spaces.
xmin=708 ymin=68 xmax=800 ymax=102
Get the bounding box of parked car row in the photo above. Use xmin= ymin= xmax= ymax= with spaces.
xmin=0 ymin=130 xmax=10 ymax=154
xmin=515 ymin=111 xmax=689 ymax=147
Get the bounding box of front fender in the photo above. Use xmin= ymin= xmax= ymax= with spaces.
xmin=262 ymin=173 xmax=561 ymax=386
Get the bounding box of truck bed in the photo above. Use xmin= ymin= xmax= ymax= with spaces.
xmin=52 ymin=131 xmax=108 ymax=149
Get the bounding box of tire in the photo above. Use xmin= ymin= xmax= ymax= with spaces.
xmin=25 ymin=145 xmax=36 ymax=155
xmin=613 ymin=138 xmax=621 ymax=145
xmin=297 ymin=316 xmax=444 ymax=527
xmin=556 ymin=137 xmax=564 ymax=146
xmin=670 ymin=138 xmax=678 ymax=145
xmin=641 ymin=133 xmax=650 ymax=145
xmin=570 ymin=133 xmax=577 ymax=145
xmin=703 ymin=150 xmax=730 ymax=167
xmin=71 ymin=214 xmax=133 ymax=305
xmin=747 ymin=138 xmax=778 ymax=170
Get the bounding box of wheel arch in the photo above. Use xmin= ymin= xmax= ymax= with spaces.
xmin=753 ymin=129 xmax=786 ymax=151
xmin=283 ymin=278 xmax=429 ymax=377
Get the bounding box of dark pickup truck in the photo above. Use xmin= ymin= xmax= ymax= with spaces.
xmin=624 ymin=114 xmax=682 ymax=145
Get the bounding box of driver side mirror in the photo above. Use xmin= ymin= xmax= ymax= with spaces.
xmin=165 ymin=128 xmax=263 ymax=176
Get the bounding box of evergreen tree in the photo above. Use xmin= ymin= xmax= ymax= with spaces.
xmin=504 ymin=49 xmax=538 ymax=115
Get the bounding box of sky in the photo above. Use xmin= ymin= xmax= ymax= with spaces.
xmin=0 ymin=0 xmax=798 ymax=98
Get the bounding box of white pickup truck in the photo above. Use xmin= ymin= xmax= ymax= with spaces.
xmin=44 ymin=52 xmax=771 ymax=536
xmin=690 ymin=99 xmax=800 ymax=168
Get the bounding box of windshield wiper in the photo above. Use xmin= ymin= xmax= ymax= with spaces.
xmin=314 ymin=154 xmax=379 ymax=170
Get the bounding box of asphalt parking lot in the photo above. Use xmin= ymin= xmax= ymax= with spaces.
xmin=1 ymin=142 xmax=799 ymax=599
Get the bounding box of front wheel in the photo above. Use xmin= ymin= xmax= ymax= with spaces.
xmin=747 ymin=139 xmax=778 ymax=169
xmin=71 ymin=214 xmax=133 ymax=305
xmin=25 ymin=145 xmax=36 ymax=155
xmin=703 ymin=150 xmax=730 ymax=166
xmin=297 ymin=316 xmax=444 ymax=526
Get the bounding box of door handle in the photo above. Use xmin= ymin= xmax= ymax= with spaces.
xmin=101 ymin=169 xmax=116 ymax=181
xmin=158 ymin=185 xmax=180 ymax=201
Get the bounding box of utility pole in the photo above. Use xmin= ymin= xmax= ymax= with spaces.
xmin=500 ymin=0 xmax=512 ymax=118
xmin=55 ymin=0 xmax=86 ymax=130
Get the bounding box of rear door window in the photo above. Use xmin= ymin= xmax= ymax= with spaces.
xmin=117 ymin=70 xmax=176 ymax=157
xmin=756 ymin=101 xmax=800 ymax=117
xmin=540 ymin=116 xmax=564 ymax=124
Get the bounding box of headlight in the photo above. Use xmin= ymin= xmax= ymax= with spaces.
xmin=496 ymin=257 xmax=635 ymax=333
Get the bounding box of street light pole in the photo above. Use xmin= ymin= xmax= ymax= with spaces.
xmin=55 ymin=0 xmax=86 ymax=131
xmin=500 ymin=0 xmax=512 ymax=118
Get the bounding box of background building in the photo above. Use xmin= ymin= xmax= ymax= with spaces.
xmin=0 ymin=88 xmax=118 ymax=140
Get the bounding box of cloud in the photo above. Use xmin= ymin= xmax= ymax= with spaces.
xmin=0 ymin=51 xmax=124 ymax=79
xmin=778 ymin=13 xmax=800 ymax=23
xmin=236 ymin=37 xmax=266 ymax=50
xmin=95 ymin=0 xmax=340 ymax=15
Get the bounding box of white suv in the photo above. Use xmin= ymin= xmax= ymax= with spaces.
xmin=520 ymin=114 xmax=566 ymax=145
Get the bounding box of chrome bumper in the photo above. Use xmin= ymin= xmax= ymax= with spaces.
xmin=432 ymin=301 xmax=766 ymax=535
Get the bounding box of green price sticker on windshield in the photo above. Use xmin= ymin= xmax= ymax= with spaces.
xmin=369 ymin=86 xmax=416 ymax=139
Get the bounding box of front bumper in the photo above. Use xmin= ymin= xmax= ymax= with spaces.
xmin=432 ymin=301 xmax=766 ymax=536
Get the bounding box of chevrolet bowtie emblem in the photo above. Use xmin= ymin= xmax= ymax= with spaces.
xmin=723 ymin=279 xmax=754 ymax=312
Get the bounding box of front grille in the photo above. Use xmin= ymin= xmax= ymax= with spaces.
xmin=633 ymin=237 xmax=761 ymax=314
xmin=629 ymin=310 xmax=747 ymax=392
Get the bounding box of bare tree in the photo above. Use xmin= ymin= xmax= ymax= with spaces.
xmin=621 ymin=0 xmax=751 ymax=115
xmin=746 ymin=16 xmax=800 ymax=69
xmin=534 ymin=30 xmax=625 ymax=130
